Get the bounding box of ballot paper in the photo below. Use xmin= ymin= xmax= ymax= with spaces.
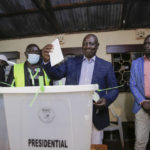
xmin=49 ymin=39 xmax=64 ymax=66
xmin=92 ymin=92 xmax=100 ymax=102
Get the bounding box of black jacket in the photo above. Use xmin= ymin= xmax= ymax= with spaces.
xmin=0 ymin=67 xmax=6 ymax=86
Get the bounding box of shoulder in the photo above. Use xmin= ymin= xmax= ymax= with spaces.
xmin=14 ymin=62 xmax=25 ymax=69
xmin=14 ymin=62 xmax=24 ymax=66
xmin=96 ymin=56 xmax=112 ymax=66
xmin=66 ymin=55 xmax=83 ymax=63
xmin=132 ymin=57 xmax=144 ymax=66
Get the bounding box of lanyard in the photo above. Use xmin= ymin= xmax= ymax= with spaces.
xmin=28 ymin=68 xmax=40 ymax=86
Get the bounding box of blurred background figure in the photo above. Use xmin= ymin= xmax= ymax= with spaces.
xmin=0 ymin=55 xmax=8 ymax=86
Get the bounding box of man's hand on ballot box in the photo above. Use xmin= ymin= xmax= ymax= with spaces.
xmin=94 ymin=97 xmax=107 ymax=111
xmin=42 ymin=44 xmax=53 ymax=63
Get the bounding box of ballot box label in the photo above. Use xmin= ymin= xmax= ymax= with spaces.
xmin=38 ymin=107 xmax=55 ymax=124
xmin=28 ymin=139 xmax=68 ymax=148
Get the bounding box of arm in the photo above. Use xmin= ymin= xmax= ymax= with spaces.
xmin=130 ymin=61 xmax=150 ymax=113
xmin=130 ymin=61 xmax=145 ymax=105
xmin=103 ymin=64 xmax=119 ymax=106
xmin=7 ymin=66 xmax=15 ymax=86
xmin=95 ymin=64 xmax=119 ymax=107
xmin=41 ymin=44 xmax=66 ymax=80
xmin=42 ymin=61 xmax=67 ymax=80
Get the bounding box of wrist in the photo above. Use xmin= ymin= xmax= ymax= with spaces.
xmin=140 ymin=100 xmax=145 ymax=105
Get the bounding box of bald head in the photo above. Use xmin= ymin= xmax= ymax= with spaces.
xmin=83 ymin=34 xmax=99 ymax=45
xmin=82 ymin=34 xmax=99 ymax=59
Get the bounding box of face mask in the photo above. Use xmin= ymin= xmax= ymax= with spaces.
xmin=27 ymin=54 xmax=40 ymax=65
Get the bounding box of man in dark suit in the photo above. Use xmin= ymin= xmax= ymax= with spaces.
xmin=42 ymin=34 xmax=119 ymax=144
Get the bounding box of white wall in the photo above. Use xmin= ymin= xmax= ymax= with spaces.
xmin=0 ymin=29 xmax=150 ymax=121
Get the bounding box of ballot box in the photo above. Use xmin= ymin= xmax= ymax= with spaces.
xmin=0 ymin=95 xmax=9 ymax=150
xmin=0 ymin=84 xmax=98 ymax=150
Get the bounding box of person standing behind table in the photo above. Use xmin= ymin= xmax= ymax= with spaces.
xmin=41 ymin=34 xmax=119 ymax=144
xmin=130 ymin=35 xmax=150 ymax=150
xmin=0 ymin=55 xmax=9 ymax=86
xmin=7 ymin=44 xmax=51 ymax=87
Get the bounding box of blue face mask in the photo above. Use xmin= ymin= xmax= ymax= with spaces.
xmin=27 ymin=54 xmax=40 ymax=64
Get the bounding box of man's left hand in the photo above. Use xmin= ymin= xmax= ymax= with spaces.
xmin=142 ymin=100 xmax=150 ymax=113
xmin=94 ymin=98 xmax=107 ymax=108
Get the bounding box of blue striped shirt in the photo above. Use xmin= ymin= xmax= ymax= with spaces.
xmin=79 ymin=56 xmax=96 ymax=85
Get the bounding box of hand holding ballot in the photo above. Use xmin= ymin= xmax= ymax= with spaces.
xmin=42 ymin=39 xmax=64 ymax=66
xmin=94 ymin=98 xmax=107 ymax=112
xmin=42 ymin=44 xmax=53 ymax=62
xmin=94 ymin=98 xmax=107 ymax=107
xmin=92 ymin=92 xmax=106 ymax=109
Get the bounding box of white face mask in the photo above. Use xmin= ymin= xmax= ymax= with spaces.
xmin=27 ymin=54 xmax=40 ymax=65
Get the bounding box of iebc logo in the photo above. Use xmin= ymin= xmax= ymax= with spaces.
xmin=38 ymin=107 xmax=55 ymax=124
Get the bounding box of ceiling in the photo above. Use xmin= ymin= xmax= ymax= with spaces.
xmin=0 ymin=0 xmax=150 ymax=40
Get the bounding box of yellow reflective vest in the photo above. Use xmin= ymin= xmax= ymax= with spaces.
xmin=13 ymin=63 xmax=50 ymax=87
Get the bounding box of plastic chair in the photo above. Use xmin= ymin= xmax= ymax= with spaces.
xmin=103 ymin=107 xmax=124 ymax=149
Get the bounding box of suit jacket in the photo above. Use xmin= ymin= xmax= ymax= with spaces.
xmin=43 ymin=55 xmax=118 ymax=130
xmin=130 ymin=57 xmax=145 ymax=114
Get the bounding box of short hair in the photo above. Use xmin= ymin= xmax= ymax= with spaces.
xmin=83 ymin=34 xmax=99 ymax=45
xmin=144 ymin=35 xmax=150 ymax=44
xmin=26 ymin=44 xmax=40 ymax=52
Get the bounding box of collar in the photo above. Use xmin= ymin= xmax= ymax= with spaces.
xmin=83 ymin=56 xmax=96 ymax=62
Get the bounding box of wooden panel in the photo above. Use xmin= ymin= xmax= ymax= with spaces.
xmin=0 ymin=51 xmax=20 ymax=60
xmin=106 ymin=44 xmax=143 ymax=54
xmin=62 ymin=47 xmax=82 ymax=56
xmin=91 ymin=144 xmax=108 ymax=150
